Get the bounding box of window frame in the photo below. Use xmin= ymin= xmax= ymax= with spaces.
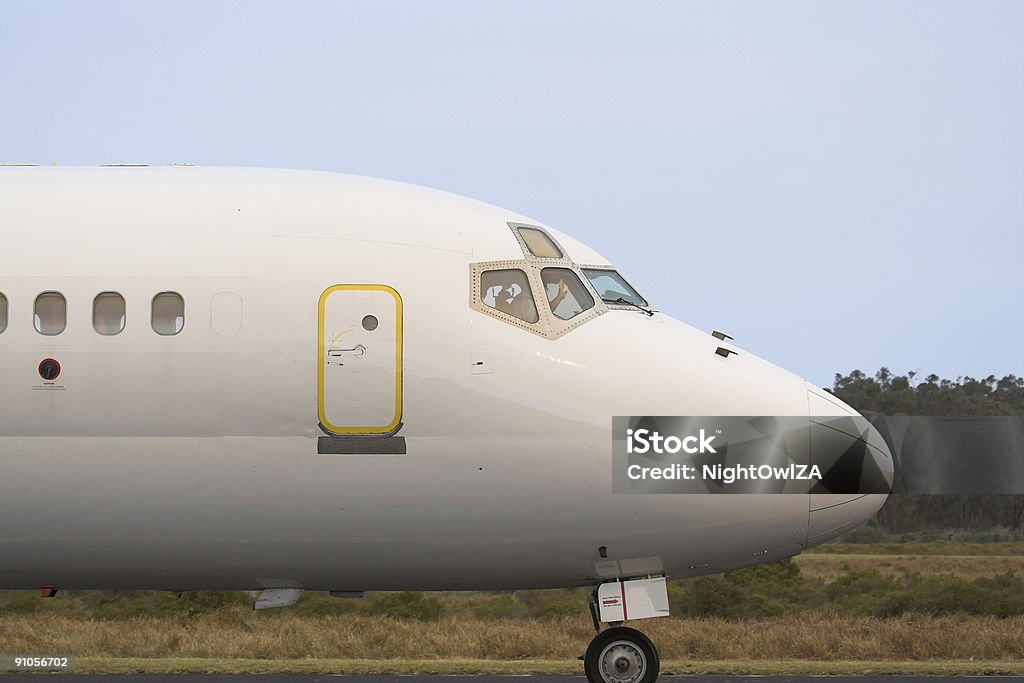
xmin=579 ymin=266 xmax=650 ymax=310
xmin=540 ymin=267 xmax=596 ymax=321
xmin=479 ymin=267 xmax=540 ymax=324
xmin=515 ymin=226 xmax=563 ymax=259
xmin=151 ymin=291 xmax=185 ymax=336
xmin=469 ymin=259 xmax=607 ymax=339
xmin=34 ymin=291 xmax=67 ymax=336
xmin=508 ymin=222 xmax=569 ymax=262
xmin=93 ymin=291 xmax=126 ymax=336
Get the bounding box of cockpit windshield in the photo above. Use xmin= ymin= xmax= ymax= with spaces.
xmin=580 ymin=268 xmax=649 ymax=308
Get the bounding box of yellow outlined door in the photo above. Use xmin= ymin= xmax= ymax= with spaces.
xmin=318 ymin=285 xmax=403 ymax=435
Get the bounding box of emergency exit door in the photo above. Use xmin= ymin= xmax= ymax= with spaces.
xmin=317 ymin=284 xmax=403 ymax=435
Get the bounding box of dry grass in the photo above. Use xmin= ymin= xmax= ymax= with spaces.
xmin=3 ymin=611 xmax=1024 ymax=661
xmin=5 ymin=543 xmax=1023 ymax=673
xmin=53 ymin=657 xmax=1024 ymax=675
xmin=809 ymin=541 xmax=1024 ymax=556
xmin=794 ymin=553 xmax=1024 ymax=579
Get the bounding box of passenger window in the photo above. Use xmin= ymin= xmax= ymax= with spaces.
xmin=541 ymin=268 xmax=595 ymax=321
xmin=0 ymin=293 xmax=6 ymax=334
xmin=517 ymin=227 xmax=563 ymax=258
xmin=93 ymin=292 xmax=126 ymax=335
xmin=152 ymin=292 xmax=184 ymax=335
xmin=480 ymin=269 xmax=538 ymax=323
xmin=34 ymin=292 xmax=67 ymax=335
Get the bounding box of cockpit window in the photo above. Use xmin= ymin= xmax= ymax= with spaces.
xmin=541 ymin=268 xmax=595 ymax=321
xmin=581 ymin=268 xmax=648 ymax=308
xmin=480 ymin=268 xmax=539 ymax=323
xmin=517 ymin=227 xmax=563 ymax=259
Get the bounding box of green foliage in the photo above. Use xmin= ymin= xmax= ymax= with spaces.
xmin=666 ymin=558 xmax=1024 ymax=620
xmin=291 ymin=592 xmax=363 ymax=617
xmin=467 ymin=593 xmax=530 ymax=619
xmin=3 ymin=561 xmax=1024 ymax=621
xmin=835 ymin=523 xmax=890 ymax=543
xmin=0 ymin=589 xmax=249 ymax=620
xmin=823 ymin=568 xmax=1024 ymax=617
xmin=674 ymin=574 xmax=744 ymax=617
xmin=0 ymin=591 xmax=45 ymax=614
xmin=368 ymin=591 xmax=444 ymax=620
xmin=673 ymin=559 xmax=823 ymax=618
xmin=831 ymin=368 xmax=1024 ymax=535
xmin=513 ymin=588 xmax=589 ymax=619
xmin=168 ymin=590 xmax=250 ymax=617
xmin=831 ymin=368 xmax=1024 ymax=417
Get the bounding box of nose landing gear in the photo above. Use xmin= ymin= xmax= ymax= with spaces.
xmin=582 ymin=577 xmax=668 ymax=683
xmin=584 ymin=626 xmax=660 ymax=683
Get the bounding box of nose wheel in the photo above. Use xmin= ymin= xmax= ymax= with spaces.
xmin=584 ymin=627 xmax=660 ymax=683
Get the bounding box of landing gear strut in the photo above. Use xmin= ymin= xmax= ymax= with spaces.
xmin=583 ymin=626 xmax=660 ymax=683
xmin=582 ymin=578 xmax=666 ymax=683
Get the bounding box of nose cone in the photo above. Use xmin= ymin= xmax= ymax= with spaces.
xmin=806 ymin=385 xmax=894 ymax=546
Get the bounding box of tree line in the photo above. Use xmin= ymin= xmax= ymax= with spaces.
xmin=830 ymin=368 xmax=1024 ymax=534
xmin=831 ymin=368 xmax=1024 ymax=417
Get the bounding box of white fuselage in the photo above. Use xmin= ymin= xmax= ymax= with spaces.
xmin=0 ymin=167 xmax=888 ymax=592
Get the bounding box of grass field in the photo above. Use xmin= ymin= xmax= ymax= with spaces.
xmin=3 ymin=541 xmax=1024 ymax=673
xmin=793 ymin=552 xmax=1024 ymax=579
xmin=39 ymin=657 xmax=1024 ymax=676
xmin=795 ymin=540 xmax=1024 ymax=579
xmin=4 ymin=612 xmax=1024 ymax=661
xmin=805 ymin=541 xmax=1024 ymax=556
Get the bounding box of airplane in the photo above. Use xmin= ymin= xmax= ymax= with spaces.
xmin=0 ymin=164 xmax=893 ymax=683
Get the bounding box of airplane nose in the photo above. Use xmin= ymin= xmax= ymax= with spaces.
xmin=805 ymin=385 xmax=894 ymax=545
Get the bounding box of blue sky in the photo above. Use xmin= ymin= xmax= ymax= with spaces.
xmin=3 ymin=1 xmax=1021 ymax=387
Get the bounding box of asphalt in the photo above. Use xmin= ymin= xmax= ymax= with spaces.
xmin=2 ymin=676 xmax=1024 ymax=682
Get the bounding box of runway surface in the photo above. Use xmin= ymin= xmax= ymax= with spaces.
xmin=3 ymin=676 xmax=1024 ymax=682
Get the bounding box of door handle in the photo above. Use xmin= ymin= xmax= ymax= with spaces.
xmin=327 ymin=344 xmax=367 ymax=365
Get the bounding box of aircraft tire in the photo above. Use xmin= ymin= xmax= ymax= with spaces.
xmin=583 ymin=626 xmax=660 ymax=683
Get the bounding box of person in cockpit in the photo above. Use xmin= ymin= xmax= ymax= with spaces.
xmin=547 ymin=277 xmax=568 ymax=312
